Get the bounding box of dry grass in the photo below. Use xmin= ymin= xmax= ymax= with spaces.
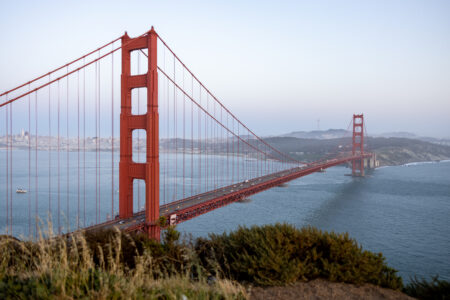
xmin=0 ymin=224 xmax=247 ymax=299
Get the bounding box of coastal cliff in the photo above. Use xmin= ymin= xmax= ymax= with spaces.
xmin=263 ymin=136 xmax=450 ymax=167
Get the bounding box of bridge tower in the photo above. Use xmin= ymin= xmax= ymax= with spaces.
xmin=119 ymin=28 xmax=160 ymax=240
xmin=352 ymin=114 xmax=364 ymax=177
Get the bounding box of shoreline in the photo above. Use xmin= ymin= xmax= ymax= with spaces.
xmin=377 ymin=159 xmax=450 ymax=169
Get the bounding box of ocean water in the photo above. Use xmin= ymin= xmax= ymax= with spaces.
xmin=177 ymin=160 xmax=450 ymax=282
xmin=1 ymin=150 xmax=449 ymax=282
xmin=0 ymin=149 xmax=288 ymax=235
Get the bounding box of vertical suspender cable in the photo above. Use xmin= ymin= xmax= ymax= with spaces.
xmin=245 ymin=130 xmax=248 ymax=180
xmin=28 ymin=86 xmax=31 ymax=236
xmin=261 ymin=142 xmax=263 ymax=177
xmin=191 ymin=76 xmax=194 ymax=197
xmin=227 ymin=113 xmax=229 ymax=184
xmin=198 ymin=85 xmax=201 ymax=193
xmin=217 ymin=103 xmax=219 ymax=187
xmin=206 ymin=94 xmax=208 ymax=190
xmin=165 ymin=52 xmax=169 ymax=204
xmin=10 ymin=102 xmax=13 ymax=235
xmin=35 ymin=92 xmax=38 ymax=237
xmin=197 ymin=85 xmax=203 ymax=194
xmin=28 ymin=84 xmax=31 ymax=237
xmin=95 ymin=60 xmax=98 ymax=223
xmin=98 ymin=52 xmax=101 ymax=221
xmin=48 ymin=76 xmax=51 ymax=218
xmin=162 ymin=51 xmax=166 ymax=203
xmin=111 ymin=45 xmax=114 ymax=218
xmin=77 ymin=70 xmax=80 ymax=228
xmin=256 ymin=141 xmax=258 ymax=178
xmin=173 ymin=57 xmax=177 ymax=200
xmin=214 ymin=100 xmax=216 ymax=188
xmin=237 ymin=125 xmax=240 ymax=182
xmin=232 ymin=118 xmax=234 ymax=184
xmin=217 ymin=107 xmax=220 ymax=187
xmin=5 ymin=101 xmax=8 ymax=234
xmin=58 ymin=80 xmax=61 ymax=234
xmin=242 ymin=128 xmax=244 ymax=180
xmin=83 ymin=59 xmax=86 ymax=227
xmin=220 ymin=106 xmax=222 ymax=188
xmin=248 ymin=130 xmax=250 ymax=179
xmin=66 ymin=66 xmax=70 ymax=231
xmin=183 ymin=68 xmax=185 ymax=198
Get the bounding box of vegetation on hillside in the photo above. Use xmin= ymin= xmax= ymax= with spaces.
xmin=3 ymin=223 xmax=447 ymax=299
xmin=196 ymin=224 xmax=402 ymax=288
xmin=404 ymin=276 xmax=450 ymax=300
xmin=262 ymin=136 xmax=450 ymax=166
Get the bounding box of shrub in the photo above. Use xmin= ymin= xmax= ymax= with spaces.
xmin=196 ymin=223 xmax=403 ymax=289
xmin=404 ymin=276 xmax=450 ymax=299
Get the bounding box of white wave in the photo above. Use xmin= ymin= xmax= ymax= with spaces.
xmin=403 ymin=161 xmax=439 ymax=167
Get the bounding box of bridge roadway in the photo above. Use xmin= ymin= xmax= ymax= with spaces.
xmin=85 ymin=153 xmax=372 ymax=233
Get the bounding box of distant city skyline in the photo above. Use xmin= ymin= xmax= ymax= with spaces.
xmin=1 ymin=0 xmax=449 ymax=138
xmin=1 ymin=126 xmax=449 ymax=141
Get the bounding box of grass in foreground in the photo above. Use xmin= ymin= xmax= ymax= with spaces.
xmin=0 ymin=226 xmax=246 ymax=299
xmin=0 ymin=223 xmax=424 ymax=299
xmin=403 ymin=276 xmax=450 ymax=300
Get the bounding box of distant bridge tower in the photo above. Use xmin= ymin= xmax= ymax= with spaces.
xmin=352 ymin=114 xmax=364 ymax=177
xmin=119 ymin=27 xmax=160 ymax=240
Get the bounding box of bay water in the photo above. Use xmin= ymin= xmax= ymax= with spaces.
xmin=1 ymin=149 xmax=449 ymax=282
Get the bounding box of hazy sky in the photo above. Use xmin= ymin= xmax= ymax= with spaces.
xmin=1 ymin=0 xmax=449 ymax=138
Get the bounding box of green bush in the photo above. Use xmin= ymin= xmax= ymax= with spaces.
xmin=195 ymin=223 xmax=403 ymax=289
xmin=404 ymin=276 xmax=450 ymax=299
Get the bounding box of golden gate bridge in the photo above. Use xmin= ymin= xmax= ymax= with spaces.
xmin=0 ymin=27 xmax=375 ymax=240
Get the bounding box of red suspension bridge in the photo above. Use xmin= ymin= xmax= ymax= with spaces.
xmin=0 ymin=27 xmax=375 ymax=240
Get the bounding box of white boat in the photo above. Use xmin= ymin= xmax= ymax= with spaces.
xmin=16 ymin=188 xmax=27 ymax=194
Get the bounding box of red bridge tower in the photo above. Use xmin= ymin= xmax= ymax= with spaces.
xmin=119 ymin=28 xmax=160 ymax=240
xmin=352 ymin=114 xmax=365 ymax=177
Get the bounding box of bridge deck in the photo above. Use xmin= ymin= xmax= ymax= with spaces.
xmin=85 ymin=154 xmax=372 ymax=233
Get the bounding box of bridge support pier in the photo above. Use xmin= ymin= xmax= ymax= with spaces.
xmin=352 ymin=114 xmax=365 ymax=177
xmin=119 ymin=27 xmax=160 ymax=241
xmin=364 ymin=153 xmax=379 ymax=169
